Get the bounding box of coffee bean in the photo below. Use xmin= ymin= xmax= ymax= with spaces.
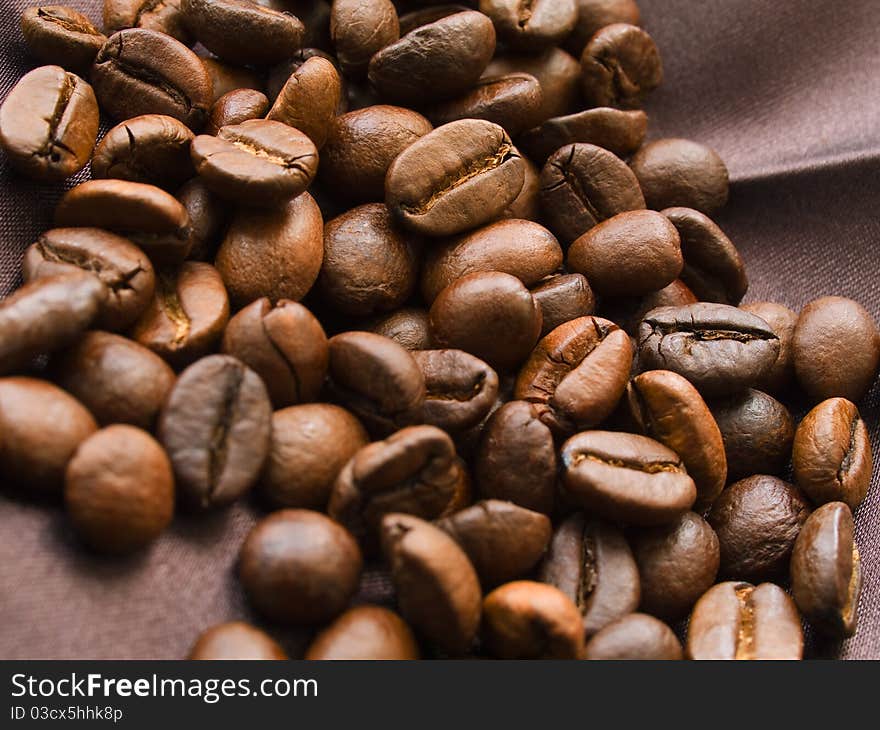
xmin=480 ymin=0 xmax=577 ymax=52
xmin=201 ymin=56 xmax=264 ymax=103
xmin=330 ymin=0 xmax=399 ymax=78
xmin=686 ymin=581 xmax=803 ymax=660
xmin=206 ymin=89 xmax=269 ymax=137
xmin=637 ymin=303 xmax=780 ymax=396
xmin=380 ymin=513 xmax=482 ymax=656
xmin=568 ymin=210 xmax=683 ymax=296
xmin=561 ymin=431 xmax=697 ymax=525
xmin=21 ymin=6 xmax=106 ymax=75
xmin=65 ymin=424 xmax=174 ymax=553
xmin=367 ymin=308 xmax=433 ymax=351
xmin=266 ymin=57 xmax=340 ymax=148
xmin=630 ymin=139 xmax=729 ymax=214
xmin=584 ymin=613 xmax=683 ymax=660
xmin=267 ymin=48 xmax=341 ymax=106
xmin=92 ymin=29 xmax=213 ymax=130
xmin=531 ymin=274 xmax=596 ymax=337
xmin=515 ymin=316 xmax=633 ymax=434
xmin=580 ymin=23 xmax=662 ymax=108
xmin=0 ymin=377 xmax=97 ymax=495
xmin=539 ymin=514 xmax=641 ymax=635
xmin=539 ymin=143 xmax=646 ymax=245
xmin=386 ymin=119 xmax=526 ymax=237
xmin=189 ymin=622 xmax=287 ymax=660
xmin=176 ymin=178 xmax=227 ymax=262
xmin=0 ymin=65 xmax=98 ymax=181
xmin=240 ymin=509 xmax=363 ymax=624
xmin=565 ymin=0 xmax=642 ymax=57
xmin=482 ymin=580 xmax=585 ymax=659
xmin=181 ymin=0 xmax=304 ymax=66
xmin=792 ymin=296 xmax=880 ymax=403
xmin=305 ymin=606 xmax=420 ymax=660
xmin=793 ymin=397 xmax=872 ymax=510
xmin=740 ymin=302 xmax=798 ymax=395
xmin=791 ymin=502 xmax=862 ymax=637
xmin=103 ymin=0 xmax=191 ymax=44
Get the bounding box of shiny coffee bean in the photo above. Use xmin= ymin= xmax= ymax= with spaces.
xmin=584 ymin=613 xmax=683 ymax=660
xmin=480 ymin=0 xmax=577 ymax=51
xmin=305 ymin=606 xmax=420 ymax=660
xmin=21 ymin=6 xmax=106 ymax=75
xmin=330 ymin=0 xmax=399 ymax=78
xmin=103 ymin=0 xmax=191 ymax=44
xmin=189 ymin=622 xmax=287 ymax=660
xmin=206 ymin=89 xmax=270 ymax=136
xmin=176 ymin=178 xmax=226 ymax=262
xmin=740 ymin=302 xmax=798 ymax=395
xmin=367 ymin=308 xmax=433 ymax=351
xmin=266 ymin=57 xmax=340 ymax=148
xmin=580 ymin=23 xmax=662 ymax=108
xmin=531 ymin=274 xmax=596 ymax=337
xmin=201 ymin=56 xmax=265 ymax=102
xmin=565 ymin=0 xmax=642 ymax=57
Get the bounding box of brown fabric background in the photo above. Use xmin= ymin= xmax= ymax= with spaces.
xmin=1 ymin=0 xmax=879 ymax=659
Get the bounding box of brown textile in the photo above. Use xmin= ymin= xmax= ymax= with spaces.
xmin=1 ymin=0 xmax=879 ymax=659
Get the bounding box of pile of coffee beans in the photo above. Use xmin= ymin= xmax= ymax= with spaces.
xmin=1 ymin=0 xmax=877 ymax=661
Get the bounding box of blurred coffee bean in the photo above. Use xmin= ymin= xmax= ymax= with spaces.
xmin=189 ymin=622 xmax=287 ymax=660
xmin=21 ymin=6 xmax=106 ymax=75
xmin=584 ymin=613 xmax=683 ymax=660
xmin=305 ymin=606 xmax=419 ymax=660
xmin=580 ymin=23 xmax=662 ymax=108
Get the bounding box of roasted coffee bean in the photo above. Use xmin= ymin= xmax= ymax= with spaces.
xmin=539 ymin=514 xmax=640 ymax=635
xmin=480 ymin=0 xmax=577 ymax=51
xmin=0 ymin=65 xmax=98 ymax=181
xmin=158 ymin=355 xmax=271 ymax=510
xmin=430 ymin=271 xmax=542 ymax=372
xmin=176 ymin=178 xmax=227 ymax=262
xmin=630 ymin=139 xmax=729 ymax=214
xmin=266 ymin=57 xmax=340 ymax=148
xmin=330 ymin=0 xmax=399 ymax=78
xmin=91 ymin=115 xmax=195 ymax=190
xmin=266 ymin=48 xmax=341 ymax=106
xmin=319 ymin=204 xmax=420 ymax=316
xmin=584 ymin=613 xmax=683 ymax=660
xmin=91 ymin=29 xmax=213 ymax=130
xmin=436 ymin=500 xmax=551 ymax=587
xmin=240 ymin=509 xmax=363 ymax=624
xmin=386 ymin=119 xmax=525 ymax=237
xmin=64 ymin=424 xmax=174 ymax=553
xmin=0 ymin=377 xmax=97 ymax=495
xmin=568 ymin=210 xmax=683 ymax=297
xmin=708 ymin=475 xmax=810 ymax=582
xmin=21 ymin=6 xmax=106 ymax=75
xmin=216 ymin=191 xmax=323 ymax=308
xmin=381 ymin=513 xmax=481 ymax=656
xmin=601 ymin=279 xmax=697 ymax=337
xmin=637 ymin=303 xmax=780 ymax=396
xmin=130 ymin=262 xmax=230 ymax=369
xmin=792 ymin=296 xmax=880 ymax=403
xmin=201 ymin=56 xmax=265 ymax=102
xmin=260 ymin=404 xmax=368 ymax=510
xmin=475 ymin=401 xmax=556 ymax=514
xmin=189 ymin=622 xmax=287 ymax=660
xmin=0 ymin=273 xmax=106 ymax=376
xmin=710 ymin=389 xmax=794 ymax=482
xmin=55 ymin=179 xmax=192 ymax=264
xmin=539 ymin=143 xmax=646 ymax=245
xmin=565 ymin=0 xmax=642 ymax=57
xmin=501 ymin=154 xmax=541 ymax=220
xmin=580 ymin=23 xmax=662 ymax=108
xmin=305 ymin=606 xmax=420 ymax=660
xmin=206 ymin=89 xmax=269 ymax=137
xmin=181 ymin=0 xmax=304 ymax=66
xmin=628 ymin=370 xmax=727 ymax=510
xmin=519 ymin=107 xmax=647 ymax=165
xmin=531 ymin=274 xmax=596 ymax=337
xmin=793 ymin=398 xmax=872 ymax=510
xmin=791 ymin=502 xmax=862 ymax=637
xmin=326 ymin=331 xmax=425 ymax=435
xmin=515 ymin=316 xmax=632 ymax=434
xmin=53 ymin=331 xmax=175 ymax=430
xmin=367 ymin=308 xmax=433 ymax=351
xmin=561 ymin=431 xmax=696 ymax=525
xmin=663 ymin=207 xmax=747 ymax=305
xmin=740 ymin=302 xmax=798 ymax=395
xmin=687 ymin=581 xmax=803 ymax=660
xmin=103 ymin=0 xmax=191 ymax=44
xmin=368 ymin=11 xmax=496 ymax=105
xmin=482 ymin=581 xmax=585 ymax=659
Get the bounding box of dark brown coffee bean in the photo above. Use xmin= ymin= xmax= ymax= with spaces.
xmin=628 ymin=370 xmax=727 ymax=510
xmin=0 ymin=377 xmax=97 ymax=495
xmin=793 ymin=398 xmax=872 ymax=510
xmin=561 ymin=431 xmax=697 ymax=525
xmin=580 ymin=23 xmax=662 ymax=108
xmin=687 ymin=581 xmax=803 ymax=659
xmin=131 ymin=262 xmax=230 ymax=369
xmin=240 ymin=509 xmax=363 ymax=624
xmin=0 ymin=273 xmax=106 ymax=376
xmin=189 ymin=622 xmax=287 ymax=660
xmin=65 ymin=424 xmax=174 ymax=553
xmin=181 ymin=0 xmax=304 ymax=66
xmin=710 ymin=389 xmax=794 ymax=482
xmin=584 ymin=613 xmax=682 ymax=660
xmin=177 ymin=178 xmax=227 ymax=262
xmin=539 ymin=514 xmax=640 ymax=635
xmin=0 ymin=65 xmax=98 ymax=181
xmin=265 ymin=57 xmax=340 ymax=148
xmin=381 ymin=513 xmax=481 ymax=655
xmin=566 ymin=0 xmax=641 ymax=57
xmin=91 ymin=114 xmax=195 ymax=190
xmin=21 ymin=6 xmax=106 ymax=75
xmin=201 ymin=55 xmax=265 ymax=102
xmin=92 ymin=29 xmax=213 ymax=130
xmin=539 ymin=143 xmax=646 ymax=245
xmin=630 ymin=139 xmax=729 ymax=214
xmin=368 ymin=11 xmax=495 ymax=105
xmin=791 ymin=502 xmax=862 ymax=637
xmin=480 ymin=0 xmax=577 ymax=51
xmin=740 ymin=302 xmax=797 ymax=395
xmin=216 ymin=191 xmax=323 ymax=308
xmin=515 ymin=316 xmax=632 ymax=434
xmin=531 ymin=274 xmax=595 ymax=337
xmin=206 ymin=89 xmax=269 ymax=137
xmin=792 ymin=296 xmax=880 ymax=403
xmin=53 ymin=331 xmax=175 ymax=430
xmin=638 ymin=303 xmax=780 ymax=396
xmin=103 ymin=0 xmax=191 ymax=44
xmin=366 ymin=308 xmax=433 ymax=351
xmin=482 ymin=580 xmax=584 ymax=659
xmin=330 ymin=0 xmax=399 ymax=78
xmin=306 ymin=606 xmax=420 ymax=660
